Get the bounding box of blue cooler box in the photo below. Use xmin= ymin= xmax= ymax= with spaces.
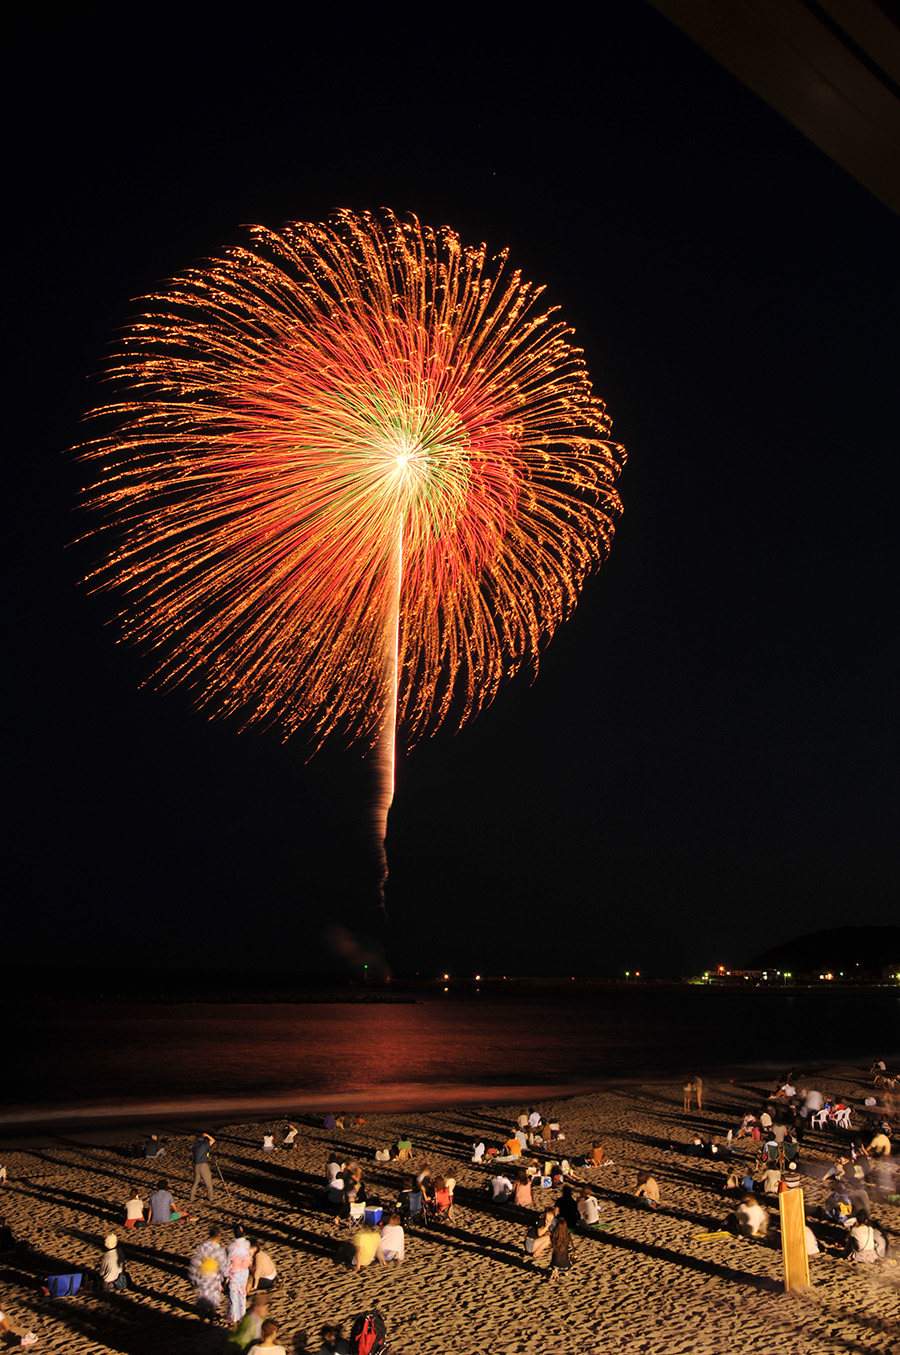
xmin=365 ymin=1206 xmax=383 ymax=1225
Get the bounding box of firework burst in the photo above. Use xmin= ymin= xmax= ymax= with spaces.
xmin=79 ymin=210 xmax=625 ymax=754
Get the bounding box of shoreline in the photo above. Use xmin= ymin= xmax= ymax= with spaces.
xmin=0 ymin=1063 xmax=896 ymax=1353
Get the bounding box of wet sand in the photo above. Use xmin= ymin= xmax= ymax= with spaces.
xmin=0 ymin=1064 xmax=896 ymax=1354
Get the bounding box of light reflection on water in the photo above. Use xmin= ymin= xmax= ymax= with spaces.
xmin=6 ymin=991 xmax=897 ymax=1132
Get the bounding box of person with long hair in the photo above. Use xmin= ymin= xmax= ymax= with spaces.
xmin=549 ymin=1218 xmax=576 ymax=1280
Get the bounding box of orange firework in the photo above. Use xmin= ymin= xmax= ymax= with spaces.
xmin=78 ymin=210 xmax=625 ymax=754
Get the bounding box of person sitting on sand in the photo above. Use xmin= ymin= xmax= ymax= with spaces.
xmin=351 ymin=1224 xmax=386 ymax=1271
xmin=262 ymin=1132 xmax=275 ymax=1151
xmin=123 ymin=1189 xmax=144 ymax=1228
xmin=395 ymin=1134 xmax=413 ymax=1160
xmin=821 ymin=1186 xmax=855 ymax=1229
xmin=869 ymin=1128 xmax=892 ymax=1156
xmin=528 ymin=1108 xmax=542 ymax=1129
xmin=490 ymin=1172 xmax=513 ymax=1203
xmin=247 ymin=1238 xmax=277 ymax=1292
xmin=282 ymin=1122 xmax=299 ymax=1150
xmin=635 ymin=1171 xmax=660 ymax=1209
xmin=762 ymin=1164 xmax=782 ymax=1196
xmin=0 ymin=1306 xmax=37 ymax=1347
xmin=225 ymin=1294 xmax=269 ymax=1352
xmin=143 ymin=1133 xmax=164 ymax=1158
xmin=724 ymin=1167 xmax=743 ymax=1196
xmin=189 ymin=1224 xmax=229 ymax=1321
xmin=501 ymin=1133 xmax=522 ymax=1158
xmin=730 ymin=1193 xmax=768 ymax=1237
xmin=380 ymin=1213 xmax=405 ymax=1263
xmin=97 ymin=1233 xmax=129 ymax=1291
xmin=549 ymin=1218 xmax=575 ymax=1280
xmin=512 ymin=1170 xmax=533 ymax=1208
xmin=317 ymin=1323 xmax=350 ymax=1354
xmin=557 ymin=1185 xmax=579 ymax=1228
xmin=590 ymin=1141 xmax=606 ymax=1166
xmin=148 ymin=1178 xmax=181 ymax=1224
xmin=471 ymin=1141 xmax=486 ymax=1163
xmin=577 ymin=1186 xmax=601 ymax=1226
xmin=847 ymin=1211 xmax=887 ymax=1262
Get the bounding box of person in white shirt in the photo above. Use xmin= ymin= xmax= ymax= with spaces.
xmin=528 ymin=1109 xmax=542 ymax=1129
xmin=123 ymin=1190 xmax=144 ymax=1228
xmin=732 ymin=1194 xmax=768 ymax=1236
xmin=577 ymin=1187 xmax=601 ymax=1226
xmin=380 ymin=1213 xmax=405 ymax=1262
xmin=491 ymin=1173 xmax=513 ymax=1202
xmin=848 ymin=1212 xmax=887 ymax=1262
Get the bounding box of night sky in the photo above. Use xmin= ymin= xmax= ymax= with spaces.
xmin=10 ymin=6 xmax=898 ymax=980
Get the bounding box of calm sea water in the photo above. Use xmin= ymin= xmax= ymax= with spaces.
xmin=6 ymin=990 xmax=897 ymax=1135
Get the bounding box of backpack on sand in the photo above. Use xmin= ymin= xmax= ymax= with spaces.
xmin=349 ymin=1309 xmax=387 ymax=1354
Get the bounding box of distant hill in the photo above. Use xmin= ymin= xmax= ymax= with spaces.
xmin=750 ymin=925 xmax=900 ymax=977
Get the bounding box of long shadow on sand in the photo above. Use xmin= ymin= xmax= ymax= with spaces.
xmin=578 ymin=1224 xmax=781 ymax=1293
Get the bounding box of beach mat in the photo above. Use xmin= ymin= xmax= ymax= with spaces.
xmin=691 ymin=1230 xmax=736 ymax=1241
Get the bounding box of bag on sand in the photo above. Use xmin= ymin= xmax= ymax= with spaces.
xmin=349 ymin=1309 xmax=387 ymax=1354
xmin=44 ymin=1273 xmax=83 ymax=1297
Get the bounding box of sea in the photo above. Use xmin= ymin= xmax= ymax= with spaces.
xmin=6 ymin=988 xmax=897 ymax=1140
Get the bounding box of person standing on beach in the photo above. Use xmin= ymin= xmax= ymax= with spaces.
xmin=190 ymin=1132 xmax=216 ymax=1204
xmin=693 ymin=1076 xmax=703 ymax=1111
xmin=189 ymin=1224 xmax=228 ymax=1321
xmin=226 ymin=1226 xmax=253 ymax=1323
xmin=683 ymin=1080 xmax=695 ymax=1112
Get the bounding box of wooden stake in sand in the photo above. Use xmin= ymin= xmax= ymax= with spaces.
xmin=779 ymin=1187 xmax=810 ymax=1292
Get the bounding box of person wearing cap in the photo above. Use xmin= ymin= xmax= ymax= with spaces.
xmin=190 ymin=1133 xmax=216 ymax=1204
xmin=97 ymin=1233 xmax=129 ymax=1291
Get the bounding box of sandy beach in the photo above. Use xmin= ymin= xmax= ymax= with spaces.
xmin=0 ymin=1063 xmax=897 ymax=1355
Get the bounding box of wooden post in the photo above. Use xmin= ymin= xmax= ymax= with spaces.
xmin=779 ymin=1186 xmax=810 ymax=1291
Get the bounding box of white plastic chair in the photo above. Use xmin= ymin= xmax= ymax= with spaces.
xmin=833 ymin=1108 xmax=852 ymax=1129
xmin=811 ymin=1109 xmax=830 ymax=1130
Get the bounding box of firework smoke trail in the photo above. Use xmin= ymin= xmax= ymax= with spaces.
xmin=77 ymin=211 xmax=626 ymax=918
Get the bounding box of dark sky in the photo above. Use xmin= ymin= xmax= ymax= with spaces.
xmin=10 ymin=6 xmax=898 ymax=979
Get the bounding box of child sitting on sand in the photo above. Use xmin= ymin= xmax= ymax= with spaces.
xmin=380 ymin=1213 xmax=405 ymax=1262
xmin=123 ymin=1189 xmax=144 ymax=1227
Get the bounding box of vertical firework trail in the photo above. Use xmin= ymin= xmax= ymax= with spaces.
xmin=77 ymin=211 xmax=626 ymax=922
xmin=371 ymin=501 xmax=405 ymax=914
